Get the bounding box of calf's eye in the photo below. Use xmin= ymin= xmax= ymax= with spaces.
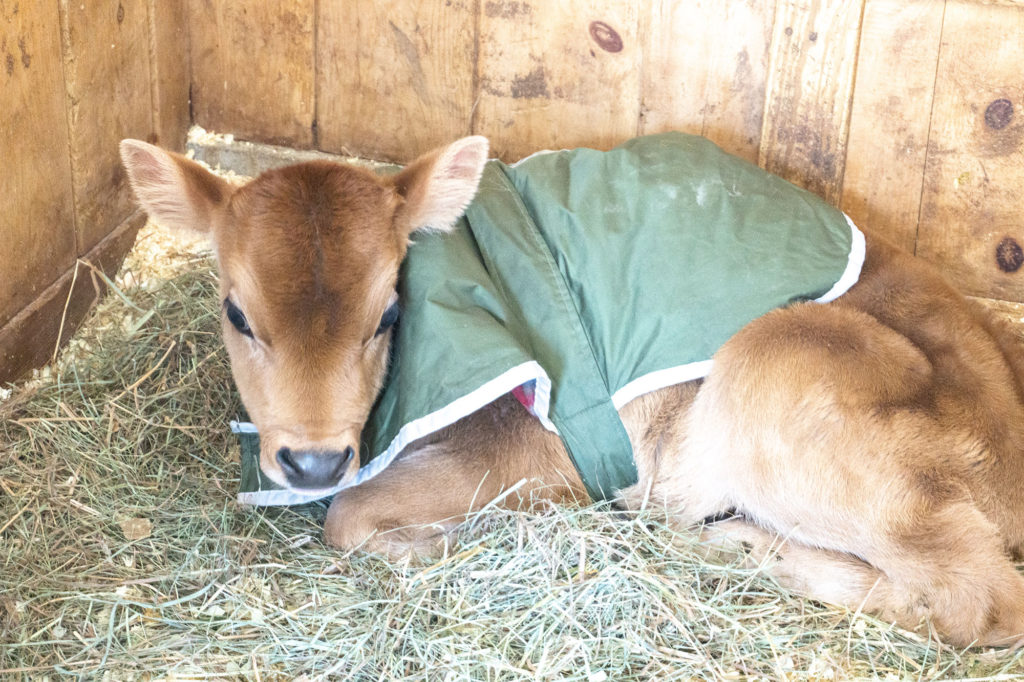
xmin=224 ymin=299 xmax=254 ymax=338
xmin=376 ymin=302 xmax=400 ymax=336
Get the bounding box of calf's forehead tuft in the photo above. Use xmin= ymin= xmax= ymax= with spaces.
xmin=225 ymin=162 xmax=403 ymax=340
xmin=235 ymin=162 xmax=397 ymax=235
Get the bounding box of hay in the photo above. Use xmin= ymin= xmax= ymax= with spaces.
xmin=3 ymin=223 xmax=1024 ymax=680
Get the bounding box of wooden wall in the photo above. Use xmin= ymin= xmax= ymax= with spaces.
xmin=3 ymin=0 xmax=1023 ymax=381
xmin=0 ymin=1 xmax=189 ymax=383
xmin=188 ymin=0 xmax=1024 ymax=304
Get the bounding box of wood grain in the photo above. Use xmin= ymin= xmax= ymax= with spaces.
xmin=0 ymin=2 xmax=78 ymax=324
xmin=760 ymin=0 xmax=865 ymax=204
xmin=840 ymin=0 xmax=944 ymax=253
xmin=148 ymin=0 xmax=190 ymax=151
xmin=475 ymin=0 xmax=642 ymax=161
xmin=317 ymin=0 xmax=477 ymax=162
xmin=60 ymin=0 xmax=154 ymax=254
xmin=189 ymin=1 xmax=315 ymax=147
xmin=917 ymin=1 xmax=1024 ymax=300
xmin=640 ymin=0 xmax=774 ymax=163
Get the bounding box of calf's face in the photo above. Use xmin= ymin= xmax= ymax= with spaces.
xmin=120 ymin=137 xmax=489 ymax=493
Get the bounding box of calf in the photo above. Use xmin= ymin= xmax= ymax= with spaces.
xmin=120 ymin=134 xmax=1024 ymax=648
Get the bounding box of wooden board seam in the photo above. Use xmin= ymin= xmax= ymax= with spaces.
xmin=912 ymin=0 xmax=949 ymax=253
xmin=469 ymin=0 xmax=482 ymax=136
xmin=56 ymin=0 xmax=82 ymax=257
xmin=312 ymin=0 xmax=321 ymax=147
xmin=835 ymin=0 xmax=870 ymax=203
xmin=145 ymin=0 xmax=162 ymax=147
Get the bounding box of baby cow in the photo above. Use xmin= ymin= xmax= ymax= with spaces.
xmin=120 ymin=134 xmax=1024 ymax=648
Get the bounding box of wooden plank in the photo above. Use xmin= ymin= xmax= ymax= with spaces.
xmin=0 ymin=2 xmax=78 ymax=325
xmin=60 ymin=0 xmax=154 ymax=254
xmin=189 ymin=1 xmax=314 ymax=147
xmin=639 ymin=0 xmax=775 ymax=163
xmin=759 ymin=0 xmax=865 ymax=205
xmin=840 ymin=0 xmax=944 ymax=253
xmin=148 ymin=0 xmax=190 ymax=151
xmin=475 ymin=0 xmax=642 ymax=161
xmin=0 ymin=214 xmax=144 ymax=384
xmin=637 ymin=1 xmax=712 ymax=141
xmin=917 ymin=1 xmax=1024 ymax=301
xmin=317 ymin=0 xmax=477 ymax=162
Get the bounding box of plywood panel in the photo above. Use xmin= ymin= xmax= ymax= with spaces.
xmin=0 ymin=2 xmax=78 ymax=324
xmin=148 ymin=0 xmax=190 ymax=151
xmin=760 ymin=0 xmax=865 ymax=204
xmin=640 ymin=0 xmax=774 ymax=163
xmin=60 ymin=0 xmax=154 ymax=254
xmin=917 ymin=1 xmax=1024 ymax=300
xmin=841 ymin=0 xmax=944 ymax=253
xmin=189 ymin=1 xmax=314 ymax=147
xmin=317 ymin=0 xmax=476 ymax=162
xmin=475 ymin=0 xmax=642 ymax=161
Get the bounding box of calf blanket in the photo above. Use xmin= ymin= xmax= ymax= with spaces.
xmin=235 ymin=131 xmax=865 ymax=505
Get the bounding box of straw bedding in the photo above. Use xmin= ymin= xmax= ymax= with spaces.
xmin=3 ymin=207 xmax=1024 ymax=679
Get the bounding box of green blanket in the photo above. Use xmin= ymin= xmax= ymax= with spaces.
xmin=236 ymin=132 xmax=864 ymax=505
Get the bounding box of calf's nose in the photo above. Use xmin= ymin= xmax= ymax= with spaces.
xmin=276 ymin=446 xmax=354 ymax=489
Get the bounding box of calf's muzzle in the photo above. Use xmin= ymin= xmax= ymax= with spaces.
xmin=276 ymin=446 xmax=355 ymax=490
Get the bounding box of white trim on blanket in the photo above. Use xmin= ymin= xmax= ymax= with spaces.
xmin=237 ymin=488 xmax=332 ymax=506
xmin=235 ymin=360 xmax=555 ymax=506
xmin=610 ymin=359 xmax=715 ymax=411
xmin=814 ymin=214 xmax=865 ymax=304
xmin=609 ymin=214 xmax=864 ymax=411
xmin=361 ymin=360 xmax=556 ymax=493
xmin=527 ymin=372 xmax=558 ymax=433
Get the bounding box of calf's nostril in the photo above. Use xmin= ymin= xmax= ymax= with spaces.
xmin=331 ymin=446 xmax=355 ymax=478
xmin=277 ymin=447 xmax=300 ymax=477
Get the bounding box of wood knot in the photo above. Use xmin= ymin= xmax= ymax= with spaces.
xmin=588 ymin=21 xmax=623 ymax=53
xmin=996 ymin=236 xmax=1024 ymax=273
xmin=985 ymin=99 xmax=1013 ymax=130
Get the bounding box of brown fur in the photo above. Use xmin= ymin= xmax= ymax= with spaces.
xmin=121 ymin=137 xmax=1024 ymax=648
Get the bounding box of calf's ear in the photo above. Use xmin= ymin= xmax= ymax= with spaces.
xmin=119 ymin=139 xmax=233 ymax=235
xmin=388 ymin=136 xmax=489 ymax=237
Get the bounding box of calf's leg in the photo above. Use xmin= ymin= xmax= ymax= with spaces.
xmin=702 ymin=515 xmax=1024 ymax=648
xmin=324 ymin=394 xmax=582 ymax=556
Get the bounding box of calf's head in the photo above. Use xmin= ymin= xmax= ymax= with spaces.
xmin=120 ymin=137 xmax=489 ymax=493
